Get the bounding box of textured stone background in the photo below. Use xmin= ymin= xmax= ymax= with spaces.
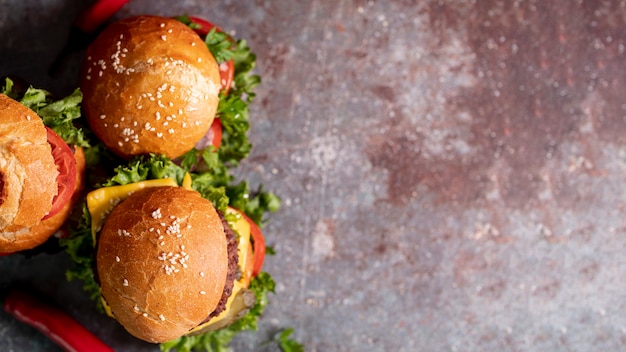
xmin=2 ymin=0 xmax=626 ymax=351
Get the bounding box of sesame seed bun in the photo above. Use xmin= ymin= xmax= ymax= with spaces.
xmin=80 ymin=15 xmax=221 ymax=159
xmin=0 ymin=94 xmax=60 ymax=251
xmin=96 ymin=186 xmax=228 ymax=343
xmin=0 ymin=147 xmax=86 ymax=253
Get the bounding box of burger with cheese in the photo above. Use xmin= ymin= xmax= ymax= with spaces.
xmin=0 ymin=79 xmax=87 ymax=254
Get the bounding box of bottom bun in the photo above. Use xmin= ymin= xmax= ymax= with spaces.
xmin=0 ymin=147 xmax=85 ymax=253
xmin=96 ymin=186 xmax=229 ymax=343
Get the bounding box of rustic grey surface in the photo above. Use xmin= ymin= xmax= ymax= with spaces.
xmin=2 ymin=0 xmax=626 ymax=351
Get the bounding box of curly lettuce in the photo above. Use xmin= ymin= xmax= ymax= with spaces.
xmin=1 ymin=77 xmax=89 ymax=147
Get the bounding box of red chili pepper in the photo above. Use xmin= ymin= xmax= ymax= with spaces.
xmin=74 ymin=0 xmax=130 ymax=34
xmin=50 ymin=0 xmax=129 ymax=76
xmin=3 ymin=289 xmax=114 ymax=352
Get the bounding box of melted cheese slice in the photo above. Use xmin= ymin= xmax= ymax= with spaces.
xmin=87 ymin=178 xmax=179 ymax=244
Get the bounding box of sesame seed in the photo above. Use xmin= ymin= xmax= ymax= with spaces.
xmin=161 ymin=35 xmax=167 ymax=41
xmin=86 ymin=75 xmax=91 ymax=80
xmin=191 ymin=42 xmax=196 ymax=47
xmin=200 ymin=291 xmax=206 ymax=295
xmin=197 ymin=58 xmax=202 ymax=63
xmin=134 ymin=305 xmax=140 ymax=312
xmin=167 ymin=29 xmax=173 ymax=33
xmin=200 ymin=272 xmax=205 ymax=277
xmin=143 ymin=313 xmax=148 ymax=317
xmin=123 ymin=279 xmax=129 ymax=286
xmin=99 ymin=115 xmax=106 ymax=119
xmin=156 ymin=112 xmax=161 ymax=120
xmin=168 ymin=128 xmax=175 ymax=134
xmin=160 ymin=23 xmax=165 ymax=28
xmin=116 ymin=256 xmax=120 ymax=262
xmin=159 ymin=314 xmax=165 ymax=321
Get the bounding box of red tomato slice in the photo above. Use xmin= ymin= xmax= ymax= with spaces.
xmin=208 ymin=118 xmax=222 ymax=150
xmin=217 ymin=59 xmax=235 ymax=95
xmin=238 ymin=211 xmax=266 ymax=278
xmin=42 ymin=127 xmax=76 ymax=220
xmin=194 ymin=118 xmax=222 ymax=151
xmin=189 ymin=16 xmax=235 ymax=94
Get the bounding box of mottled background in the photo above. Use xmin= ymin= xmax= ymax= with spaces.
xmin=2 ymin=0 xmax=626 ymax=351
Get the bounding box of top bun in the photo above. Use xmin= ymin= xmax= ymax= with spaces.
xmin=0 ymin=94 xmax=58 ymax=237
xmin=80 ymin=15 xmax=221 ymax=159
xmin=96 ymin=186 xmax=228 ymax=343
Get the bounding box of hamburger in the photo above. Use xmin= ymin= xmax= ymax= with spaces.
xmin=64 ymin=155 xmax=276 ymax=345
xmin=94 ymin=184 xmax=251 ymax=342
xmin=0 ymin=80 xmax=88 ymax=254
xmin=62 ymin=14 xmax=279 ymax=349
xmin=79 ymin=15 xmax=222 ymax=159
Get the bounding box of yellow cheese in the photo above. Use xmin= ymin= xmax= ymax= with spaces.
xmin=182 ymin=173 xmax=193 ymax=190
xmin=87 ymin=178 xmax=178 ymax=244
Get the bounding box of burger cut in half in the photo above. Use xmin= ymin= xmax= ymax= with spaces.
xmin=88 ymin=176 xmax=263 ymax=343
xmin=0 ymin=81 xmax=87 ymax=254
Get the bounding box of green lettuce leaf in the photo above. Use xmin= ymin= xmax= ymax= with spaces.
xmin=275 ymin=328 xmax=304 ymax=352
xmin=1 ymin=78 xmax=89 ymax=147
